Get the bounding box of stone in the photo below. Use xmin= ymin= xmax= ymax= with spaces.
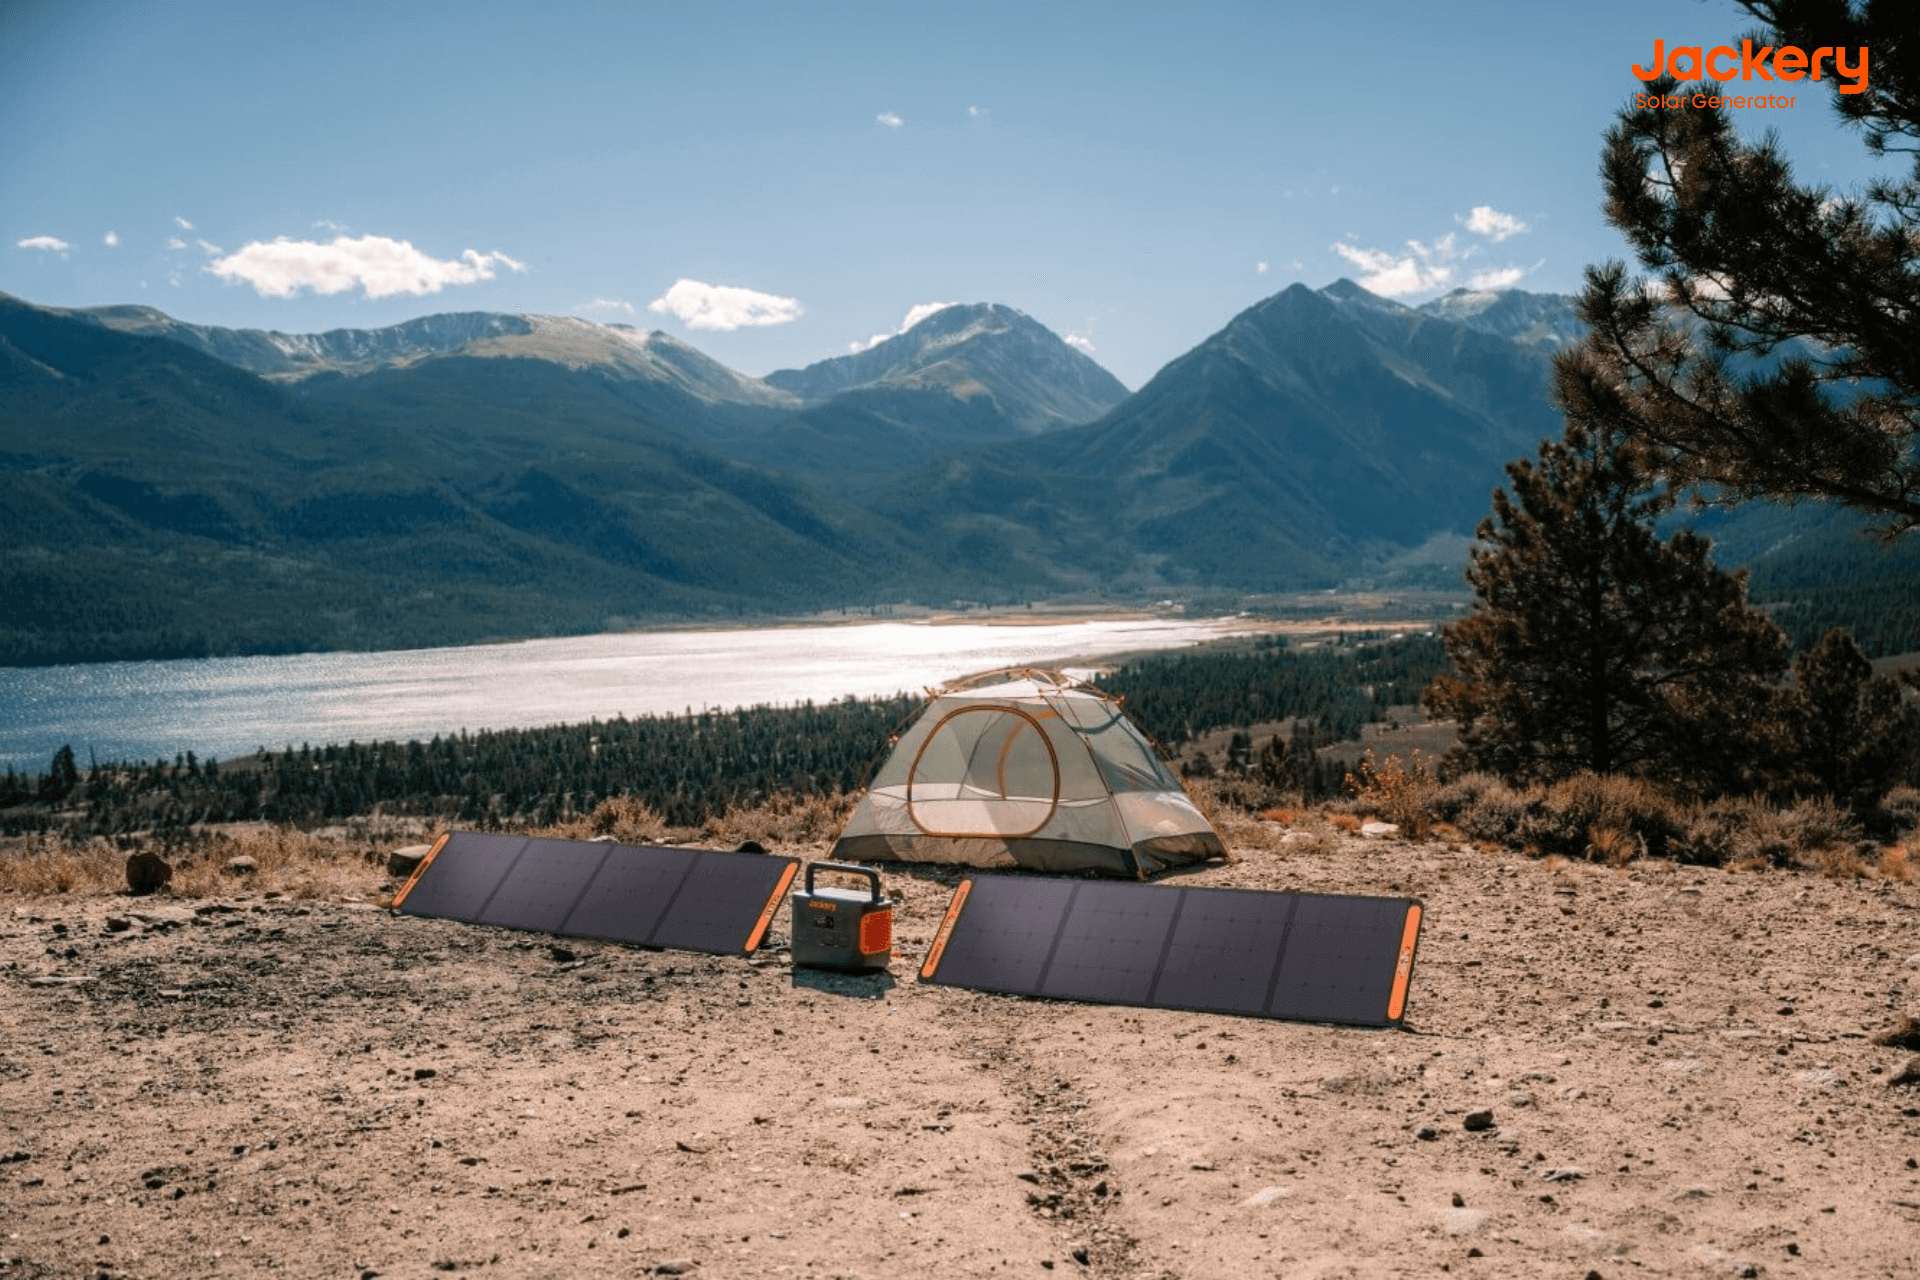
xmin=1442 ymin=1208 xmax=1489 ymax=1236
xmin=1871 ymin=1016 xmax=1920 ymax=1052
xmin=652 ymin=1262 xmax=696 ymax=1276
xmin=224 ymin=856 xmax=258 ymax=876
xmin=1463 ymin=1108 xmax=1495 ymax=1132
xmin=1541 ymin=1167 xmax=1587 ymax=1182
xmin=125 ymin=851 xmax=172 ymax=896
xmin=387 ymin=844 xmax=433 ymax=878
xmin=129 ymin=906 xmax=195 ymax=929
xmin=1888 ymin=1056 xmax=1920 ymax=1088
xmin=1360 ymin=821 xmax=1400 ymax=838
xmin=105 ymin=916 xmax=132 ymax=933
xmin=1242 ymin=1186 xmax=1291 ymax=1207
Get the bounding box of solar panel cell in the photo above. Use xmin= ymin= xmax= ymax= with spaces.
xmin=922 ymin=875 xmax=1074 ymax=994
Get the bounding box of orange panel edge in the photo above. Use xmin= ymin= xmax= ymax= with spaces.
xmin=390 ymin=831 xmax=451 ymax=911
xmin=743 ymin=860 xmax=800 ymax=954
xmin=919 ymin=878 xmax=973 ymax=980
xmin=1385 ymin=901 xmax=1424 ymax=1024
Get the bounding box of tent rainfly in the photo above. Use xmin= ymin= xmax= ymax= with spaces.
xmin=830 ymin=668 xmax=1227 ymax=878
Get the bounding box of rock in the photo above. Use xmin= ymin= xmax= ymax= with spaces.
xmin=1442 ymin=1208 xmax=1489 ymax=1236
xmin=1452 ymin=1192 xmax=1465 ymax=1207
xmin=224 ymin=856 xmax=257 ymax=876
xmin=1872 ymin=1015 xmax=1920 ymax=1051
xmin=1541 ymin=1167 xmax=1587 ymax=1182
xmin=652 ymin=1262 xmax=696 ymax=1276
xmin=125 ymin=851 xmax=172 ymax=895
xmin=129 ymin=906 xmax=195 ymax=929
xmin=732 ymin=839 xmax=767 ymax=853
xmin=1071 ymin=1245 xmax=1090 ymax=1265
xmin=1794 ymin=1068 xmax=1847 ymax=1089
xmin=1242 ymin=1186 xmax=1291 ymax=1207
xmin=1888 ymin=1057 xmax=1920 ymax=1088
xmin=1360 ymin=821 xmax=1400 ymax=838
xmin=387 ymin=844 xmax=433 ymax=877
xmin=1564 ymin=1223 xmax=1628 ymax=1257
xmin=1463 ymin=1108 xmax=1496 ymax=1132
xmin=105 ymin=916 xmax=132 ymax=933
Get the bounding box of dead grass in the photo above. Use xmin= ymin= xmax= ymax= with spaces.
xmin=0 ymin=827 xmax=382 ymax=901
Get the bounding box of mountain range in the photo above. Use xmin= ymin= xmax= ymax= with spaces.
xmin=1 ymin=283 xmax=1906 ymax=665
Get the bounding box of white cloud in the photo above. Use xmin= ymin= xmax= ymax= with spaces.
xmin=849 ymin=300 xmax=958 ymax=351
xmin=1464 ymin=205 xmax=1527 ymax=241
xmin=173 ymin=215 xmax=194 ymax=230
xmin=1334 ymin=214 xmax=1539 ymax=298
xmin=197 ymin=238 xmax=224 ymax=256
xmin=207 ymin=234 xmax=528 ymax=299
xmin=648 ymin=278 xmax=803 ymax=331
xmin=103 ymin=231 xmax=119 ymax=247
xmin=969 ymin=105 xmax=989 ymax=119
xmin=167 ymin=236 xmax=187 ymax=250
xmin=16 ymin=235 xmax=69 ymax=254
xmin=577 ymin=298 xmax=635 ymax=315
xmin=1467 ymin=265 xmax=1527 ymax=290
xmin=1256 ymin=260 xmax=1269 ymax=274
xmin=312 ymin=219 xmax=349 ymax=233
xmin=1332 ymin=237 xmax=1458 ymax=296
xmin=877 ymin=111 xmax=904 ymax=127
xmin=1064 ymin=334 xmax=1095 ymax=353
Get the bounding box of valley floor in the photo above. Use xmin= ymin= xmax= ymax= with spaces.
xmin=3 ymin=825 xmax=1919 ymax=1279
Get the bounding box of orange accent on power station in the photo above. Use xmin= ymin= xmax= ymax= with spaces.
xmin=1386 ymin=903 xmax=1423 ymax=1022
xmin=920 ymin=879 xmax=973 ymax=979
xmin=390 ymin=831 xmax=451 ymax=910
xmin=859 ymin=908 xmax=894 ymax=956
xmin=744 ymin=861 xmax=800 ymax=953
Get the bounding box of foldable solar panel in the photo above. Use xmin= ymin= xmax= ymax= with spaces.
xmin=392 ymin=831 xmax=796 ymax=956
xmin=920 ymin=876 xmax=1423 ymax=1028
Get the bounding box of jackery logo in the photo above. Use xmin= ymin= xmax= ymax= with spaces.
xmin=1633 ymin=38 xmax=1869 ymax=94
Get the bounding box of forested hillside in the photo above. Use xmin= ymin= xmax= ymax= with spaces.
xmin=0 ymin=637 xmax=1435 ymax=836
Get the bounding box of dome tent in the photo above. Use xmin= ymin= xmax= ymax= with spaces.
xmin=830 ymin=668 xmax=1228 ymax=878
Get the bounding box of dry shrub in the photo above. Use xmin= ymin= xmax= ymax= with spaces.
xmin=1584 ymin=825 xmax=1645 ymax=866
xmin=584 ymin=795 xmax=669 ymax=843
xmin=702 ymin=790 xmax=859 ymax=848
xmin=1880 ymin=845 xmax=1914 ymax=883
xmin=1443 ymin=775 xmax=1531 ymax=846
xmin=1280 ymin=825 xmax=1343 ymax=857
xmin=1881 ymin=787 xmax=1920 ymax=837
xmin=1343 ymin=749 xmax=1438 ymax=837
xmin=1183 ymin=777 xmax=1271 ymax=848
xmin=1676 ymin=796 xmax=1867 ymax=871
xmin=1327 ymin=813 xmax=1362 ymax=833
xmin=1260 ymin=808 xmax=1301 ymax=825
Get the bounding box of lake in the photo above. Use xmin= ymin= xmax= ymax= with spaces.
xmin=0 ymin=617 xmax=1252 ymax=773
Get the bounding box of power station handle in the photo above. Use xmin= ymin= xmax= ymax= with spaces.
xmin=804 ymin=861 xmax=882 ymax=904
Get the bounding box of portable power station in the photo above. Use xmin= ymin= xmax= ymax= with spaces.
xmin=791 ymin=862 xmax=893 ymax=972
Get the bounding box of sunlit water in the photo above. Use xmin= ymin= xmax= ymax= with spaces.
xmin=0 ymin=618 xmax=1253 ymax=771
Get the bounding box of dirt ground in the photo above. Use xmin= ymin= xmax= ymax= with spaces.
xmin=4 ymin=825 xmax=1919 ymax=1280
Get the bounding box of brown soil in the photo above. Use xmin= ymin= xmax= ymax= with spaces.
xmin=4 ymin=826 xmax=1919 ymax=1280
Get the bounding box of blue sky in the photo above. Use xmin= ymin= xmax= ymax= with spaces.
xmin=0 ymin=0 xmax=1895 ymax=389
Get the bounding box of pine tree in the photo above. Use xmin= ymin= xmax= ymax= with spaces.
xmin=1562 ymin=1 xmax=1920 ymax=536
xmin=1784 ymin=627 xmax=1918 ymax=807
xmin=1423 ymin=413 xmax=1790 ymax=792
